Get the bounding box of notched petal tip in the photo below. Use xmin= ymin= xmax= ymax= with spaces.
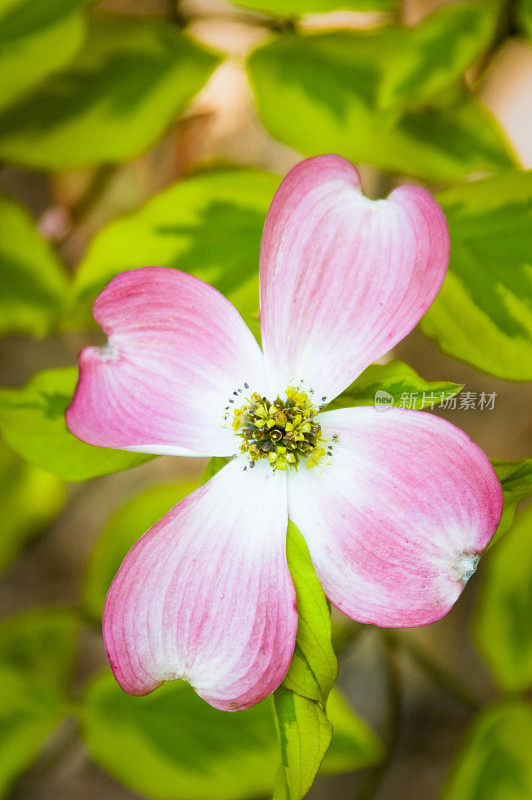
xmin=282 ymin=153 xmax=362 ymax=190
xmin=449 ymin=551 xmax=481 ymax=584
xmin=96 ymin=342 xmax=119 ymax=362
xmin=259 ymin=155 xmax=451 ymax=402
xmin=66 ymin=267 xmax=267 ymax=456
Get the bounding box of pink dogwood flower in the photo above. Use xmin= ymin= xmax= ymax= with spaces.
xmin=66 ymin=155 xmax=502 ymax=712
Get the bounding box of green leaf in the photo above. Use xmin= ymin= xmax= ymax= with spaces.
xmin=382 ymin=2 xmax=500 ymax=111
xmin=83 ymin=481 xmax=198 ymax=620
xmin=79 ymin=668 xmax=378 ymax=800
xmin=315 ymin=1 xmax=500 ymax=113
xmin=0 ymin=438 xmax=64 ymax=574
xmin=0 ymin=194 xmax=68 ymax=337
xmin=474 ymin=506 xmax=532 ymax=693
xmin=230 ymin=0 xmax=395 ymax=15
xmin=491 ymin=457 xmax=532 ymax=545
xmin=271 ymin=525 xmax=380 ymax=798
xmin=422 ymin=171 xmax=532 ymax=380
xmin=441 ymin=701 xmax=532 ymax=800
xmin=0 ymin=609 xmax=80 ymax=798
xmin=70 ymin=168 xmax=280 ymax=339
xmin=328 ymin=359 xmax=462 ymax=411
xmin=0 ymin=367 xmax=152 ymax=481
xmin=0 ymin=609 xmax=79 ymax=696
xmin=273 ymin=686 xmax=333 ymax=800
xmin=272 ymin=522 xmax=338 ymax=799
xmin=198 ymin=456 xmax=229 ymax=487
xmin=0 ymin=0 xmax=88 ymax=111
xmin=247 ymin=4 xmax=514 ymax=182
xmin=282 ymin=522 xmax=337 ymax=704
xmin=0 ymin=14 xmax=219 ymax=170
xmin=80 ymin=674 xmax=278 ymax=800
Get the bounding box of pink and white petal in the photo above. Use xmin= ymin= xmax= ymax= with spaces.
xmin=66 ymin=267 xmax=267 ymax=457
xmin=259 ymin=155 xmax=449 ymax=402
xmin=103 ymin=457 xmax=297 ymax=711
xmin=288 ymin=408 xmax=502 ymax=627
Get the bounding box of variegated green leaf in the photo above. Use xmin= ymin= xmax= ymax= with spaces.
xmin=0 ymin=194 xmax=68 ymax=336
xmin=490 ymin=457 xmax=532 ymax=545
xmin=0 ymin=15 xmax=219 ymax=169
xmin=475 ymin=506 xmax=532 ymax=693
xmin=328 ymin=359 xmax=462 ymax=411
xmin=0 ymin=368 xmax=151 ymax=480
xmin=423 ymin=172 xmax=532 ymax=380
xmin=0 ymin=610 xmax=80 ymax=798
xmin=247 ymin=3 xmax=514 ymax=182
xmin=0 ymin=0 xmax=89 ymax=111
xmin=69 ymin=169 xmax=280 ymax=341
xmin=442 ymin=702 xmax=532 ymax=800
xmin=230 ymin=0 xmax=395 ymax=14
xmin=79 ymin=671 xmax=381 ymax=800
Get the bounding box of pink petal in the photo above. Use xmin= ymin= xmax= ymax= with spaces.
xmin=66 ymin=268 xmax=267 ymax=456
xmin=259 ymin=155 xmax=449 ymax=402
xmin=103 ymin=457 xmax=296 ymax=710
xmin=288 ymin=408 xmax=502 ymax=627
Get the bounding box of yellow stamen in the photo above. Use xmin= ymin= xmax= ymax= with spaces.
xmin=232 ymin=386 xmax=327 ymax=472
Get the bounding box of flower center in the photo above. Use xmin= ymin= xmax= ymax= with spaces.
xmin=232 ymin=386 xmax=326 ymax=471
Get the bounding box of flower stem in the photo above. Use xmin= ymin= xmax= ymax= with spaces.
xmin=166 ymin=0 xmax=187 ymax=27
xmin=69 ymin=164 xmax=116 ymax=227
xmin=390 ymin=631 xmax=484 ymax=712
xmin=353 ymin=630 xmax=403 ymax=800
xmin=472 ymin=0 xmax=520 ymax=87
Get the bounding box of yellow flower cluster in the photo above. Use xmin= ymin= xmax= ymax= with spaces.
xmin=233 ymin=387 xmax=325 ymax=471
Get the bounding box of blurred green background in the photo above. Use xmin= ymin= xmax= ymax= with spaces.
xmin=0 ymin=0 xmax=531 ymax=799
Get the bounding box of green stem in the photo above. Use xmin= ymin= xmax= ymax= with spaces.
xmin=391 ymin=632 xmax=484 ymax=712
xmin=70 ymin=602 xmax=100 ymax=631
xmin=353 ymin=631 xmax=403 ymax=800
xmin=472 ymin=0 xmax=519 ymax=87
xmin=182 ymin=8 xmax=296 ymax=33
xmin=69 ymin=164 xmax=116 ymax=227
xmin=11 ymin=716 xmax=81 ymax=797
xmin=332 ymin=620 xmax=366 ymax=656
xmin=166 ymin=0 xmax=186 ymax=27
